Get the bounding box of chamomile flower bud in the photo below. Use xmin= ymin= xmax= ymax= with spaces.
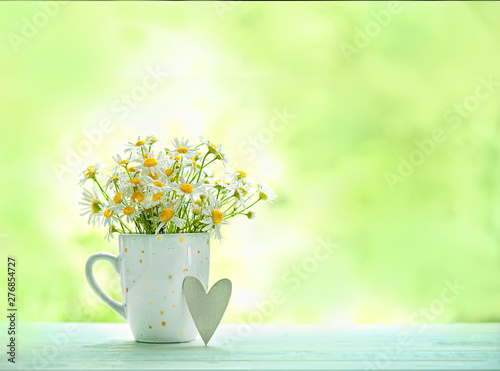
xmin=192 ymin=208 xmax=201 ymax=215
xmin=246 ymin=211 xmax=256 ymax=220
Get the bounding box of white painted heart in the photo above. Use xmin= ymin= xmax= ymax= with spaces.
xmin=183 ymin=276 xmax=232 ymax=345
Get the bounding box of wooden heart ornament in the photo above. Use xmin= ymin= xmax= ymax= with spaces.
xmin=183 ymin=277 xmax=232 ymax=345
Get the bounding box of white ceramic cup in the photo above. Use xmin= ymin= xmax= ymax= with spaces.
xmin=85 ymin=233 xmax=210 ymax=343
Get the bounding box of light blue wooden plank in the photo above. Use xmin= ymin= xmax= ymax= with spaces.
xmin=15 ymin=323 xmax=500 ymax=370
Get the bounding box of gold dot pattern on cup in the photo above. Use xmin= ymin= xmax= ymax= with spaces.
xmin=149 ymin=302 xmax=151 ymax=305
xmin=149 ymin=325 xmax=152 ymax=329
xmin=141 ymin=250 xmax=144 ymax=253
xmin=157 ymin=236 xmax=161 ymax=240
xmin=153 ymin=289 xmax=156 ymax=292
xmin=173 ymin=305 xmax=175 ymax=308
xmin=146 ymin=278 xmax=149 ymax=281
xmin=137 ymin=296 xmax=139 ymax=298
xmin=180 ymin=330 xmax=184 ymax=335
xmin=172 ymin=290 xmax=175 ymax=293
xmin=168 ymin=275 xmax=172 ymax=279
xmin=180 ymin=238 xmax=184 ymax=242
xmin=139 ymin=260 xmax=143 ymax=263
xmin=184 ymin=269 xmax=188 ymax=274
xmin=198 ymin=251 xmax=200 ymax=254
xmin=126 ymin=288 xmax=128 ymax=292
xmin=163 ymin=296 xmax=166 ymax=299
xmin=160 ymin=311 xmax=164 ymax=315
xmin=125 ymin=248 xmax=127 ymax=252
xmin=127 ymin=269 xmax=129 ymax=272
xmin=161 ymin=321 xmax=166 ymax=326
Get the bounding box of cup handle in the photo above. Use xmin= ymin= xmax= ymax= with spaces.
xmin=85 ymin=252 xmax=126 ymax=320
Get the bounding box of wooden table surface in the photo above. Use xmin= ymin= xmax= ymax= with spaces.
xmin=15 ymin=322 xmax=500 ymax=370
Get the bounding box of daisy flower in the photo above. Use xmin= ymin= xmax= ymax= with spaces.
xmin=112 ymin=153 xmax=131 ymax=167
xmin=167 ymin=137 xmax=198 ymax=159
xmin=226 ymin=182 xmax=253 ymax=208
xmin=124 ymin=136 xmax=154 ymax=154
xmin=104 ymin=172 xmax=121 ymax=191
xmin=209 ymin=178 xmax=231 ymax=192
xmin=134 ymin=151 xmax=169 ymax=178
xmin=79 ymin=187 xmax=103 ymax=226
xmin=155 ymin=201 xmax=185 ymax=233
xmin=99 ymin=201 xmax=121 ymax=228
xmin=200 ymin=136 xmax=229 ymax=167
xmin=257 ymin=181 xmax=277 ymax=203
xmin=232 ymin=170 xmax=248 ymax=181
xmin=213 ymin=143 xmax=228 ymax=167
xmin=121 ymin=205 xmax=140 ymax=224
xmin=199 ymin=136 xmax=217 ymax=152
xmin=129 ymin=189 xmax=146 ymax=206
xmin=201 ymin=198 xmax=229 ymax=240
xmin=163 ymin=160 xmax=177 ymax=182
xmin=143 ymin=174 xmax=169 ymax=193
xmin=78 ymin=163 xmax=103 ymax=186
xmin=120 ymin=176 xmax=144 ymax=195
xmin=105 ymin=225 xmax=116 ymax=242
xmin=169 ymin=176 xmax=205 ymax=202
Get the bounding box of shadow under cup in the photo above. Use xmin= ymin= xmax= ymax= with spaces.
xmin=119 ymin=233 xmax=210 ymax=343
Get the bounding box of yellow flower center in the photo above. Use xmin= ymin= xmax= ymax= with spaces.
xmin=143 ymin=158 xmax=158 ymax=167
xmin=211 ymin=209 xmax=223 ymax=225
xmin=259 ymin=191 xmax=268 ymax=201
xmin=177 ymin=146 xmax=188 ymax=154
xmin=180 ymin=184 xmax=193 ymax=194
xmin=135 ymin=140 xmax=146 ymax=146
xmin=165 ymin=168 xmax=173 ymax=176
xmin=129 ymin=178 xmax=140 ymax=185
xmin=118 ymin=159 xmax=129 ymax=165
xmin=113 ymin=192 xmax=123 ymax=205
xmin=123 ymin=206 xmax=134 ymax=216
xmin=131 ymin=192 xmax=145 ymax=203
xmin=85 ymin=166 xmax=95 ymax=178
xmin=236 ymin=170 xmax=247 ymax=178
xmin=153 ymin=180 xmax=164 ymax=187
xmin=128 ymin=166 xmax=136 ymax=173
xmin=91 ymin=199 xmax=101 ymax=214
xmin=148 ymin=170 xmax=158 ymax=180
xmin=152 ymin=192 xmax=163 ymax=202
xmin=161 ymin=208 xmax=175 ymax=223
xmin=104 ymin=209 xmax=113 ymax=218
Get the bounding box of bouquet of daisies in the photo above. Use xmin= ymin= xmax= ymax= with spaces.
xmin=79 ymin=136 xmax=276 ymax=241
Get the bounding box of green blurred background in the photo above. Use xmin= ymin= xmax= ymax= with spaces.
xmin=0 ymin=1 xmax=499 ymax=324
